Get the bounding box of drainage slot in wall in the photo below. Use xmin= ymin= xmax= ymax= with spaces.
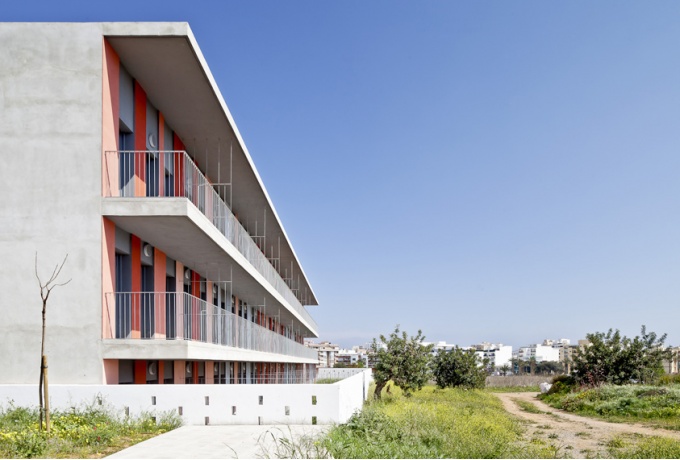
xmin=258 ymin=416 xmax=262 ymax=425
xmin=151 ymin=416 xmax=157 ymax=424
xmin=258 ymin=395 xmax=263 ymax=405
xmin=232 ymin=406 xmax=236 ymax=415
xmin=285 ymin=406 xmax=290 ymax=416
xmin=312 ymin=395 xmax=317 ymax=405
xmin=205 ymin=416 xmax=209 ymax=426
xmin=178 ymin=406 xmax=183 ymax=416
xmin=312 ymin=416 xmax=317 ymax=425
xmin=151 ymin=396 xmax=156 ymax=405
xmin=124 ymin=406 xmax=129 ymax=417
xmin=205 ymin=396 xmax=210 ymax=406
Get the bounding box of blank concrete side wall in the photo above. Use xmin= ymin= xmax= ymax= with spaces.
xmin=0 ymin=23 xmax=105 ymax=384
xmin=335 ymin=370 xmax=372 ymax=422
xmin=0 ymin=384 xmax=350 ymax=425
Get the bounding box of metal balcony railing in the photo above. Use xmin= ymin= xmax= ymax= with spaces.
xmin=104 ymin=292 xmax=318 ymax=361
xmin=198 ymin=371 xmax=318 ymax=385
xmin=103 ymin=150 xmax=317 ymax=332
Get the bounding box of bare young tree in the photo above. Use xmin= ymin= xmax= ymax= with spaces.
xmin=35 ymin=252 xmax=70 ymax=433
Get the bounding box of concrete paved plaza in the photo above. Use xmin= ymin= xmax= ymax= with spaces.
xmin=107 ymin=425 xmax=328 ymax=459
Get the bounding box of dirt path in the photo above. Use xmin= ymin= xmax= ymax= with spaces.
xmin=495 ymin=392 xmax=680 ymax=458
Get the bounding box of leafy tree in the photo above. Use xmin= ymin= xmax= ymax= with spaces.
xmin=510 ymin=357 xmax=523 ymax=375
xmin=370 ymin=326 xmax=433 ymax=399
xmin=529 ymin=357 xmax=537 ymax=375
xmin=512 ymin=358 xmax=533 ymax=375
xmin=573 ymin=325 xmax=671 ymax=386
xmin=431 ymin=347 xmax=489 ymax=389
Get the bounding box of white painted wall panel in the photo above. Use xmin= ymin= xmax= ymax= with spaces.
xmin=0 ymin=372 xmax=373 ymax=426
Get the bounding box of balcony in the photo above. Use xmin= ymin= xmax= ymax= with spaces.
xmin=103 ymin=292 xmax=318 ymax=361
xmin=103 ymin=150 xmax=317 ymax=333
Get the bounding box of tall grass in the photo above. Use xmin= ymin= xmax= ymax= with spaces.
xmin=0 ymin=401 xmax=181 ymax=458
xmin=607 ymin=435 xmax=680 ymax=459
xmin=320 ymin=385 xmax=558 ymax=458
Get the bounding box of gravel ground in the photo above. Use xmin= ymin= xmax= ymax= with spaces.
xmin=495 ymin=392 xmax=680 ymax=458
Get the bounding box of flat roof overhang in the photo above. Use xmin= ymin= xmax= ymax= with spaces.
xmin=102 ymin=22 xmax=318 ymax=307
xmin=102 ymin=339 xmax=318 ymax=364
xmin=103 ymin=197 xmax=318 ymax=337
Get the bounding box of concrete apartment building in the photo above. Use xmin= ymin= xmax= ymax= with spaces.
xmin=0 ymin=22 xmax=321 ymax=387
xmin=472 ymin=342 xmax=512 ymax=368
xmin=543 ymin=338 xmax=576 ymax=369
xmin=664 ymin=347 xmax=680 ymax=374
xmin=305 ymin=341 xmax=339 ymax=368
xmin=336 ymin=347 xmax=369 ymax=367
xmin=516 ymin=344 xmax=560 ymax=363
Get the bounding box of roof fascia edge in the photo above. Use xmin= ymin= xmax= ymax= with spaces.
xmin=183 ymin=27 xmax=320 ymax=306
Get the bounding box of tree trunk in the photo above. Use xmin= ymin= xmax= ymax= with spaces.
xmin=39 ymin=361 xmax=44 ymax=430
xmin=39 ymin=299 xmax=46 ymax=430
xmin=373 ymin=381 xmax=386 ymax=400
xmin=43 ymin=355 xmax=50 ymax=433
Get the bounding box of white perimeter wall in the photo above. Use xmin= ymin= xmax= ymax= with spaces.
xmin=0 ymin=370 xmax=372 ymax=426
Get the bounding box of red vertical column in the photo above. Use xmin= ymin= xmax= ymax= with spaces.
xmin=157 ymin=360 xmax=165 ymax=385
xmin=134 ymin=82 xmax=147 ymax=197
xmin=134 ymin=360 xmax=146 ymax=384
xmin=174 ymin=134 xmax=185 ymax=197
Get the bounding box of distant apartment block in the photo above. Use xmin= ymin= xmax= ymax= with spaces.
xmin=516 ymin=344 xmax=560 ymax=363
xmin=336 ymin=347 xmax=369 ymax=367
xmin=472 ymin=342 xmax=512 ymax=368
xmin=305 ymin=341 xmax=339 ymax=368
xmin=664 ymin=346 xmax=680 ymax=374
xmin=424 ymin=341 xmax=457 ymax=356
xmin=543 ymin=338 xmax=576 ymax=365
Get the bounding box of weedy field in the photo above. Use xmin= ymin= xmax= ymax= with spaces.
xmin=540 ymin=383 xmax=680 ymax=431
xmin=318 ymin=385 xmax=560 ymax=458
xmin=0 ymin=401 xmax=181 ymax=458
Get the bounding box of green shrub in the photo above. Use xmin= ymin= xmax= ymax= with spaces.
xmin=431 ymin=347 xmax=488 ymax=389
xmin=546 ymin=374 xmax=576 ymax=396
xmin=573 ymin=326 xmax=670 ymax=386
xmin=0 ymin=429 xmax=47 ymax=458
xmin=657 ymin=374 xmax=680 ymax=386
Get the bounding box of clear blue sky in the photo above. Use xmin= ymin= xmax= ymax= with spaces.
xmin=6 ymin=1 xmax=680 ymax=349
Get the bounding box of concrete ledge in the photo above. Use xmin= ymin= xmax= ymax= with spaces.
xmin=101 ymin=339 xmax=318 ymax=364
